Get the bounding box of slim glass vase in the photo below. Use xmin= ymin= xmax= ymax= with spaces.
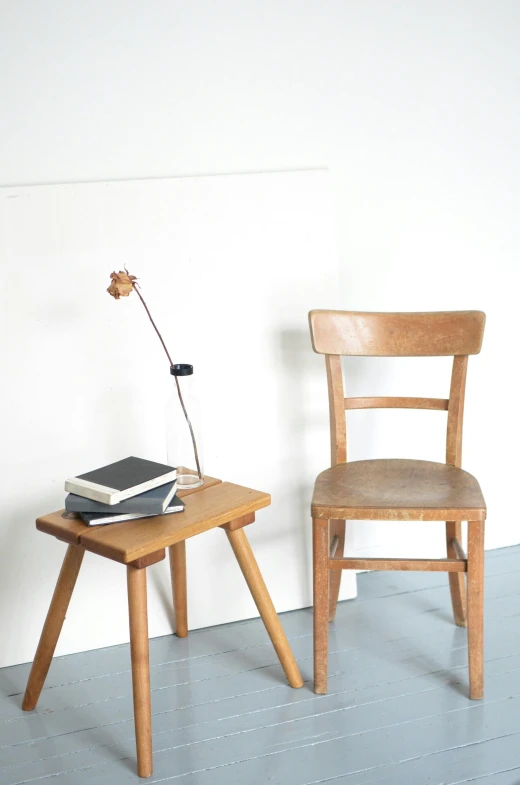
xmin=166 ymin=364 xmax=204 ymax=490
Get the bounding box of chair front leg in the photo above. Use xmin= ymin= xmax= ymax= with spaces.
xmin=467 ymin=520 xmax=485 ymax=700
xmin=23 ymin=544 xmax=85 ymax=711
xmin=313 ymin=518 xmax=329 ymax=694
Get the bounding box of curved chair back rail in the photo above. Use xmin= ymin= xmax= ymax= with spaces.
xmin=308 ymin=309 xmax=486 ymax=468
xmin=309 ymin=309 xmax=485 ymax=357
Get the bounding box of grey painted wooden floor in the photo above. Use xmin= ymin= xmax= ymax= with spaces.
xmin=1 ymin=546 xmax=519 ymax=785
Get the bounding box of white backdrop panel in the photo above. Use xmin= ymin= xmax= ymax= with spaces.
xmin=0 ymin=170 xmax=355 ymax=668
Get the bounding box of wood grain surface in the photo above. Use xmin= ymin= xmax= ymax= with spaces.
xmin=309 ymin=310 xmax=485 ymax=356
xmin=312 ymin=459 xmax=486 ymax=521
xmin=35 ymin=477 xmax=270 ymax=564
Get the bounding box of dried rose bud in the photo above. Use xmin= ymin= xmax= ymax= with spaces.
xmin=107 ymin=270 xmax=137 ymax=299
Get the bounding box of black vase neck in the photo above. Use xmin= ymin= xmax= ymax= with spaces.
xmin=170 ymin=364 xmax=193 ymax=376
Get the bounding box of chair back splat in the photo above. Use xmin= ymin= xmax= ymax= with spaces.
xmin=308 ymin=310 xmax=485 ymax=468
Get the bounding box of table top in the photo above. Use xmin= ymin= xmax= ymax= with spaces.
xmin=36 ymin=475 xmax=271 ymax=564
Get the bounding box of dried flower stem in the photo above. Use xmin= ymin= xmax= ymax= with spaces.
xmin=132 ymin=284 xmax=174 ymax=366
xmin=132 ymin=283 xmax=202 ymax=480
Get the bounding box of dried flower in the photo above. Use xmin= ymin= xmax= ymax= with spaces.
xmin=106 ymin=269 xmax=202 ymax=480
xmin=107 ymin=270 xmax=137 ymax=299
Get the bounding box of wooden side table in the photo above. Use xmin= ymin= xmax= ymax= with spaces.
xmin=22 ymin=475 xmax=303 ymax=778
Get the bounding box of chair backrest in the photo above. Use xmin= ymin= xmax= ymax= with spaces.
xmin=308 ymin=310 xmax=486 ymax=468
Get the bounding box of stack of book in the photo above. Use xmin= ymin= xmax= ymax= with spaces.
xmin=64 ymin=456 xmax=184 ymax=526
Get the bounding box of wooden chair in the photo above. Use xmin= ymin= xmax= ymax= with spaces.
xmin=309 ymin=310 xmax=486 ymax=699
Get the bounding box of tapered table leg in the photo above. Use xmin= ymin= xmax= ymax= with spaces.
xmin=23 ymin=545 xmax=84 ymax=711
xmin=127 ymin=565 xmax=153 ymax=778
xmin=169 ymin=542 xmax=188 ymax=638
xmin=225 ymin=528 xmax=303 ymax=688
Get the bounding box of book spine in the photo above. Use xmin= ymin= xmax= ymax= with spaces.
xmin=113 ymin=474 xmax=176 ymax=503
xmin=64 ymin=480 xmax=116 ymax=504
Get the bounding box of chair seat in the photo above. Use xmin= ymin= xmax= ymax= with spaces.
xmin=311 ymin=459 xmax=486 ymax=521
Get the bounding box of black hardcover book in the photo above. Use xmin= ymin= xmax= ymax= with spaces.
xmin=65 ymin=480 xmax=178 ymax=515
xmin=65 ymin=456 xmax=176 ymax=505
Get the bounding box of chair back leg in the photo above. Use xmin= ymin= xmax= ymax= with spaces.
xmin=328 ymin=520 xmax=345 ymax=622
xmin=446 ymin=521 xmax=467 ymax=627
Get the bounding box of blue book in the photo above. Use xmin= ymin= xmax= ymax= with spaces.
xmin=65 ymin=480 xmax=178 ymax=515
xmin=79 ymin=495 xmax=185 ymax=526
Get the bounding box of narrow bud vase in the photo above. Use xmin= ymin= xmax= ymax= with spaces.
xmin=166 ymin=364 xmax=204 ymax=490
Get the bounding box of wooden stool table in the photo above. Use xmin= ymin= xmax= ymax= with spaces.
xmin=22 ymin=475 xmax=303 ymax=778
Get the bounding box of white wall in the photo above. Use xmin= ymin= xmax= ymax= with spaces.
xmin=0 ymin=171 xmax=356 ymax=669
xmin=1 ymin=1 xmax=519 ymax=663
